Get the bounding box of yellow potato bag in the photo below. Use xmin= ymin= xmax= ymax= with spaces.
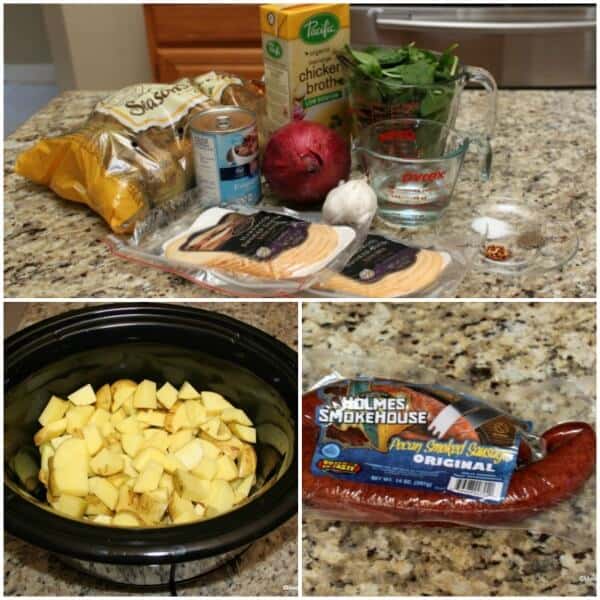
xmin=15 ymin=79 xmax=214 ymax=233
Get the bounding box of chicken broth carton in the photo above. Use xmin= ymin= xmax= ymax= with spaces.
xmin=260 ymin=4 xmax=350 ymax=139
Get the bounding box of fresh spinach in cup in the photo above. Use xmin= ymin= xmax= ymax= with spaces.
xmin=340 ymin=43 xmax=460 ymax=124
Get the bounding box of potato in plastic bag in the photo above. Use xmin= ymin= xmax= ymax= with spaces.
xmin=15 ymin=79 xmax=214 ymax=233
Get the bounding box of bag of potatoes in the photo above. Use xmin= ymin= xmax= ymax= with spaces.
xmin=15 ymin=79 xmax=214 ymax=233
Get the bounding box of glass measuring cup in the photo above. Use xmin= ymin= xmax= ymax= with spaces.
xmin=356 ymin=118 xmax=491 ymax=226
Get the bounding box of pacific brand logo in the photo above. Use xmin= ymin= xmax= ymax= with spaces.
xmin=300 ymin=13 xmax=340 ymax=44
xmin=266 ymin=40 xmax=282 ymax=59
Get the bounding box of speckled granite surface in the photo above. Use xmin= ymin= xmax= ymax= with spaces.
xmin=302 ymin=302 xmax=595 ymax=596
xmin=4 ymin=302 xmax=298 ymax=596
xmin=4 ymin=90 xmax=595 ymax=298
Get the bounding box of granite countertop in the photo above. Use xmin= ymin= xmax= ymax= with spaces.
xmin=4 ymin=90 xmax=595 ymax=298
xmin=302 ymin=302 xmax=596 ymax=596
xmin=4 ymin=302 xmax=298 ymax=596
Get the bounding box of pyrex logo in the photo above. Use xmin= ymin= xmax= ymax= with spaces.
xmin=402 ymin=170 xmax=446 ymax=183
xmin=378 ymin=129 xmax=417 ymax=143
xmin=300 ymin=13 xmax=339 ymax=44
xmin=266 ymin=40 xmax=282 ymax=59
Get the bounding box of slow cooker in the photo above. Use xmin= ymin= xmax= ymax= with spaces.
xmin=5 ymin=303 xmax=297 ymax=589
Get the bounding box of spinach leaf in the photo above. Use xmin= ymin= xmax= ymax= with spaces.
xmin=347 ymin=47 xmax=382 ymax=78
xmin=382 ymin=61 xmax=436 ymax=85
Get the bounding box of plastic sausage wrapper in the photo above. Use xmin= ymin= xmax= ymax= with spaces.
xmin=302 ymin=353 xmax=596 ymax=544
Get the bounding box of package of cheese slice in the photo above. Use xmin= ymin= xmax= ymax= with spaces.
xmin=106 ymin=187 xmax=367 ymax=297
xmin=309 ymin=230 xmax=478 ymax=298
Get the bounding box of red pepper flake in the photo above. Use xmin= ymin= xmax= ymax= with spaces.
xmin=485 ymin=244 xmax=511 ymax=261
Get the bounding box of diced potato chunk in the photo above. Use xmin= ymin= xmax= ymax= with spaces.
xmin=49 ymin=434 xmax=72 ymax=450
xmin=34 ymin=418 xmax=67 ymax=446
xmin=157 ymin=382 xmax=178 ymax=409
xmin=205 ymin=480 xmax=234 ymax=514
xmin=168 ymin=491 xmax=194 ymax=519
xmin=238 ymin=444 xmax=257 ymax=478
xmin=38 ymin=396 xmax=69 ymax=426
xmin=89 ymin=408 xmax=111 ymax=428
xmin=133 ymin=447 xmax=180 ymax=474
xmin=198 ymin=438 xmax=221 ymax=460
xmin=138 ymin=410 xmax=166 ymax=428
xmin=142 ymin=429 xmax=169 ymax=452
xmin=50 ymin=438 xmax=89 ymax=496
xmin=168 ymin=430 xmax=193 ymax=453
xmin=134 ymin=380 xmax=157 ymax=409
xmin=185 ymin=400 xmax=207 ymax=427
xmin=191 ymin=457 xmax=217 ymax=481
xmin=174 ymin=469 xmax=211 ymax=503
xmin=111 ymin=380 xmax=137 ymax=413
xmin=90 ymin=448 xmax=123 ymax=477
xmin=230 ymin=423 xmax=256 ymax=444
xmin=159 ymin=472 xmax=174 ymax=495
xmin=89 ymin=476 xmax=119 ymax=510
xmin=112 ymin=511 xmax=141 ymax=526
xmin=201 ymin=418 xmax=231 ymax=441
xmin=164 ymin=403 xmax=189 ymax=434
xmin=202 ymin=391 xmax=234 ymax=414
xmin=68 ymin=384 xmax=97 ymax=406
xmin=50 ymin=494 xmax=87 ymax=519
xmin=82 ymin=424 xmax=104 ymax=456
xmin=215 ymin=455 xmax=238 ymax=481
xmin=115 ymin=416 xmax=140 ymax=434
xmin=134 ymin=460 xmax=164 ymax=493
xmin=95 ymin=384 xmax=112 ymax=411
xmin=220 ymin=407 xmax=253 ymax=426
xmin=233 ymin=474 xmax=255 ymax=504
xmin=121 ymin=432 xmax=144 ymax=458
xmin=178 ymin=381 xmax=200 ymax=400
xmin=66 ymin=405 xmax=94 ymax=434
xmin=174 ymin=439 xmax=203 ymax=471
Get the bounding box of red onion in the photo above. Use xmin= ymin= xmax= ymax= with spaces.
xmin=262 ymin=121 xmax=351 ymax=205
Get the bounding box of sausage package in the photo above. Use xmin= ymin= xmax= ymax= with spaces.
xmin=106 ymin=188 xmax=367 ymax=297
xmin=303 ymin=352 xmax=596 ymax=545
xmin=14 ymin=73 xmax=264 ymax=234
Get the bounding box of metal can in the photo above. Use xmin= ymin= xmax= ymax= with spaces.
xmin=190 ymin=107 xmax=261 ymax=205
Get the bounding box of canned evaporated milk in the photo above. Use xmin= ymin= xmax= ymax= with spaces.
xmin=190 ymin=107 xmax=261 ymax=205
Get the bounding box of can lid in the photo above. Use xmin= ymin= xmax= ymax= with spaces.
xmin=191 ymin=107 xmax=255 ymax=134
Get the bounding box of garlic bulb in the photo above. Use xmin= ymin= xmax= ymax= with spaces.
xmin=322 ymin=178 xmax=378 ymax=227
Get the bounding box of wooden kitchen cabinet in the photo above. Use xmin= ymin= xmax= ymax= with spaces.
xmin=144 ymin=4 xmax=263 ymax=82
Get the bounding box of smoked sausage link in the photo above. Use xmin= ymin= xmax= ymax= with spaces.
xmin=302 ymin=389 xmax=596 ymax=525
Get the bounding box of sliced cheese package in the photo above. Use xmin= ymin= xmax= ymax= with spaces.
xmin=309 ymin=231 xmax=477 ymax=298
xmin=107 ymin=188 xmax=366 ymax=297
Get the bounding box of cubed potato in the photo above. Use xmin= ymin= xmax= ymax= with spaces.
xmin=205 ymin=479 xmax=234 ymax=514
xmin=95 ymin=384 xmax=112 ymax=411
xmin=91 ymin=514 xmax=112 ymax=525
xmin=49 ymin=434 xmax=72 ymax=450
xmin=168 ymin=491 xmax=194 ymax=519
xmin=107 ymin=472 xmax=129 ymax=488
xmin=133 ymin=447 xmax=180 ymax=474
xmin=230 ymin=423 xmax=256 ymax=444
xmin=111 ymin=379 xmax=137 ymax=413
xmin=201 ymin=418 xmax=231 ymax=441
xmin=89 ymin=476 xmax=119 ymax=510
xmin=138 ymin=410 xmax=166 ymax=428
xmin=121 ymin=432 xmax=144 ymax=458
xmin=100 ymin=421 xmax=116 ymax=438
xmin=142 ymin=429 xmax=170 ymax=453
xmin=215 ymin=455 xmax=238 ymax=481
xmin=50 ymin=494 xmax=87 ymax=519
xmin=164 ymin=403 xmax=189 ymax=433
xmin=135 ymin=491 xmax=168 ymax=525
xmin=38 ymin=396 xmax=69 ymax=426
xmin=39 ymin=443 xmax=55 ymax=485
xmin=178 ymin=381 xmax=200 ymax=400
xmin=134 ymin=380 xmax=157 ymax=409
xmin=110 ymin=408 xmax=127 ymax=426
xmin=112 ymin=511 xmax=141 ymax=526
xmin=172 ymin=510 xmax=199 ymax=524
xmin=122 ymin=455 xmax=138 ymax=478
xmin=194 ymin=503 xmax=206 ymax=517
xmin=174 ymin=439 xmax=204 ymax=471
xmin=157 ymin=382 xmax=178 ymax=409
xmin=233 ymin=474 xmax=255 ymax=504
xmin=201 ymin=391 xmax=234 ymax=415
xmin=51 ymin=438 xmax=89 ymax=497
xmin=168 ymin=430 xmax=193 ymax=453
xmin=191 ymin=457 xmax=218 ymax=481
xmin=34 ymin=418 xmax=67 ymax=446
xmin=85 ymin=494 xmax=113 ymax=516
xmin=174 ymin=469 xmax=211 ymax=503
xmin=220 ymin=407 xmax=253 ymax=427
xmin=89 ymin=408 xmax=111 ymax=428
xmin=90 ymin=448 xmax=123 ymax=477
xmin=68 ymin=384 xmax=97 ymax=406
xmin=212 ymin=438 xmax=243 ymax=460
xmin=115 ymin=416 xmax=140 ymax=434
xmin=159 ymin=472 xmax=174 ymax=495
xmin=82 ymin=424 xmax=104 ymax=456
xmin=134 ymin=460 xmax=164 ymax=493
xmin=66 ymin=405 xmax=95 ymax=434
xmin=198 ymin=438 xmax=221 ymax=460
xmin=237 ymin=444 xmax=257 ymax=478
xmin=185 ymin=400 xmax=207 ymax=427
xmin=122 ymin=393 xmax=136 ymax=416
